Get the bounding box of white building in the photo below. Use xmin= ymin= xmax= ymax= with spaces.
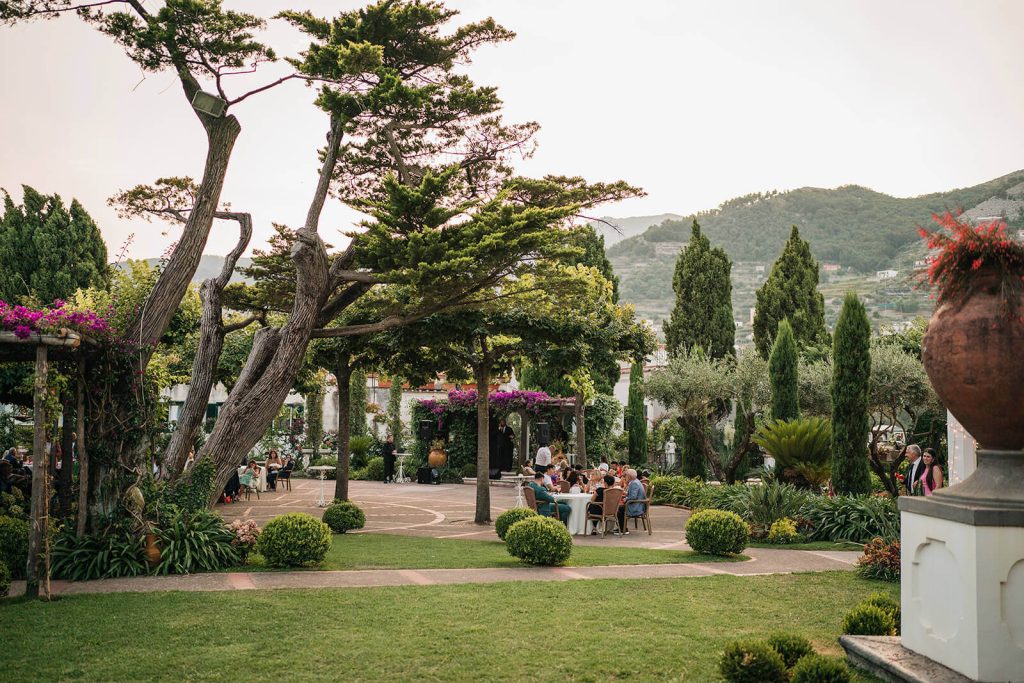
xmin=876 ymin=269 xmax=898 ymax=280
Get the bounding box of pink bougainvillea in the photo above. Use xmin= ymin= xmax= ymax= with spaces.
xmin=0 ymin=299 xmax=113 ymax=339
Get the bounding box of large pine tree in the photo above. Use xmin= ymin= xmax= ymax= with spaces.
xmin=625 ymin=361 xmax=648 ymax=466
xmin=753 ymin=225 xmax=829 ymax=359
xmin=768 ymin=318 xmax=799 ymax=421
xmin=830 ymin=292 xmax=872 ymax=494
xmin=663 ymin=220 xmax=735 ymax=359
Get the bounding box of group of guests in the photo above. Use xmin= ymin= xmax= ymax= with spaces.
xmin=0 ymin=448 xmax=31 ymax=498
xmin=223 ymin=450 xmax=295 ymax=501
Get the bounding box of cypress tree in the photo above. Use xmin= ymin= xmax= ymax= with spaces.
xmin=663 ymin=220 xmax=735 ymax=359
xmin=349 ymin=369 xmax=368 ymax=438
xmin=768 ymin=319 xmax=799 ymax=421
xmin=625 ymin=361 xmax=648 ymax=466
xmin=753 ymin=225 xmax=829 ymax=359
xmin=681 ymin=427 xmax=706 ymax=479
xmin=830 ymin=292 xmax=872 ymax=494
xmin=387 ymin=377 xmax=404 ymax=450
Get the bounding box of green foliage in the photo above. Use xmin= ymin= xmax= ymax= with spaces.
xmin=765 ymin=633 xmax=814 ymax=669
xmin=663 ymin=220 xmax=735 ymax=359
xmin=625 ymin=362 xmax=647 ymax=466
xmin=753 ymin=418 xmax=832 ymax=488
xmin=790 ymin=655 xmax=852 ymax=683
xmin=584 ymin=394 xmax=621 ymax=462
xmin=310 ymin=457 xmax=338 ymax=480
xmin=685 ymin=509 xmax=749 ymax=555
xmin=801 ymin=495 xmax=899 ymax=543
xmin=719 ymin=640 xmax=788 ymax=683
xmin=0 ymin=558 xmax=8 ymax=597
xmin=768 ymin=319 xmax=799 ymax=421
xmin=349 ymin=370 xmax=368 ymax=438
xmin=861 ymin=592 xmax=901 ymax=628
xmin=767 ymin=518 xmax=800 ymax=544
xmin=831 ymin=293 xmax=872 ymax=495
xmin=504 ymin=515 xmax=573 ymax=566
xmin=387 ymin=378 xmax=403 ymax=448
xmin=445 ymin=413 xmax=477 ymax=472
xmin=144 ymin=459 xmax=218 ymax=524
xmin=857 ymin=538 xmax=901 ymax=583
xmin=257 ymin=513 xmax=332 ymax=567
xmin=0 ymin=514 xmax=29 ymax=578
xmin=494 ymin=507 xmax=538 ymax=541
xmin=364 ymin=456 xmax=386 ymax=481
xmin=154 ymin=510 xmax=240 ymax=575
xmin=322 ymin=501 xmax=366 ymax=534
xmin=681 ymin=427 xmax=706 ymax=479
xmin=51 ymin=528 xmax=147 ymax=581
xmin=0 ymin=489 xmax=26 ymax=519
xmin=709 ymin=482 xmax=810 ymax=537
xmin=305 ymin=383 xmax=325 ymax=451
xmin=753 ymin=226 xmax=829 ymax=359
xmin=349 ymin=435 xmax=373 ymax=468
xmin=460 ymin=463 xmax=477 ymax=478
xmin=842 ymin=603 xmax=896 ymax=636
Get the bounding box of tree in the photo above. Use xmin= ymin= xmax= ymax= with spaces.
xmin=386 ymin=377 xmax=403 ymax=449
xmin=768 ymin=319 xmax=799 ymax=421
xmin=349 ymin=369 xmax=368 ymax=438
xmin=625 ymin=361 xmax=647 ymax=466
xmin=830 ymin=292 xmax=872 ymax=495
xmin=663 ymin=221 xmax=734 ymax=360
xmin=753 ymin=225 xmax=829 ymax=358
xmin=0 ymin=186 xmax=109 ymax=305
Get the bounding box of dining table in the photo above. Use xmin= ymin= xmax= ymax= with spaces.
xmin=551 ymin=491 xmax=593 ymax=536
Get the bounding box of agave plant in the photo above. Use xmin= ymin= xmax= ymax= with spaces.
xmin=752 ymin=417 xmax=832 ymax=488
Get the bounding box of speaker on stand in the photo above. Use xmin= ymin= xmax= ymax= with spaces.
xmin=535 ymin=422 xmax=550 ymax=446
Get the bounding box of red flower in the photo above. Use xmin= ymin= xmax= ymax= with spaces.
xmin=972 ymin=258 xmax=984 ymax=271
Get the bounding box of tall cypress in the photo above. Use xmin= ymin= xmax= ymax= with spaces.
xmin=768 ymin=319 xmax=799 ymax=421
xmin=625 ymin=361 xmax=648 ymax=466
xmin=830 ymin=292 xmax=872 ymax=494
xmin=349 ymin=369 xmax=368 ymax=438
xmin=753 ymin=225 xmax=829 ymax=359
xmin=387 ymin=377 xmax=404 ymax=450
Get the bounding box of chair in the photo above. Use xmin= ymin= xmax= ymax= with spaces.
xmin=557 ymin=480 xmax=571 ymax=493
xmin=626 ymin=484 xmax=653 ymax=535
xmin=278 ymin=467 xmax=292 ymax=492
xmin=523 ymin=485 xmax=560 ymax=520
xmin=586 ymin=487 xmax=623 ymax=537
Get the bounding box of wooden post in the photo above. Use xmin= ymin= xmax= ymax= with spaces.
xmin=25 ymin=344 xmax=49 ymax=599
xmin=75 ymin=356 xmax=88 ymax=537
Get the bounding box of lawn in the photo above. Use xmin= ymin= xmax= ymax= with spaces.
xmin=747 ymin=540 xmax=863 ymax=551
xmin=243 ymin=533 xmax=746 ymax=571
xmin=0 ymin=572 xmax=889 ymax=681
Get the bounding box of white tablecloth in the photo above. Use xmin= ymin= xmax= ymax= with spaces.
xmin=552 ymin=492 xmax=592 ymax=535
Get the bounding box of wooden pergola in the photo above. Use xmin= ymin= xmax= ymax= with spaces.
xmin=0 ymin=329 xmax=94 ymax=600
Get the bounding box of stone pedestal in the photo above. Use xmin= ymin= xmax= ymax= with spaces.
xmin=899 ymin=450 xmax=1024 ymax=682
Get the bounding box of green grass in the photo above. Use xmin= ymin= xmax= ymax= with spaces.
xmin=748 ymin=540 xmax=863 ymax=551
xmin=242 ymin=532 xmax=745 ymax=570
xmin=0 ymin=572 xmax=888 ymax=681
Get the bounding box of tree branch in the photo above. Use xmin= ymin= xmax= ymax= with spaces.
xmin=221 ymin=313 xmax=264 ymax=334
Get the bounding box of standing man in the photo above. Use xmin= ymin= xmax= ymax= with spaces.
xmin=536 ymin=441 xmax=552 ymax=468
xmin=904 ymin=444 xmax=923 ymax=496
xmin=496 ymin=418 xmax=516 ymax=472
xmin=382 ymin=434 xmax=397 ymax=483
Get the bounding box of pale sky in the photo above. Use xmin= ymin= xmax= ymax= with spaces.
xmin=2 ymin=0 xmax=1023 ymax=259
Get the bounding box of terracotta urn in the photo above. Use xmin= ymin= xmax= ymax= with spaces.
xmin=427 ymin=448 xmax=447 ymax=468
xmin=144 ymin=533 xmax=161 ymax=568
xmin=922 ymin=270 xmax=1024 ymax=450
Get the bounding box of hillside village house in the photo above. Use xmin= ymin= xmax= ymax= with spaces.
xmin=875 ymin=269 xmax=899 ymax=280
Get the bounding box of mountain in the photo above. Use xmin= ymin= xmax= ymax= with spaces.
xmin=608 ymin=171 xmax=1024 ymax=326
xmin=589 ymin=213 xmax=682 ymax=246
xmin=136 ymin=255 xmax=254 ymax=284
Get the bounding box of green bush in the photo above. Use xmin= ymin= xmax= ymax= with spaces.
xmin=504 ymin=516 xmax=572 ymax=566
xmin=495 ymin=507 xmax=538 ymax=541
xmin=0 ymin=515 xmax=29 ymax=579
xmin=349 ymin=435 xmax=373 ymax=468
xmin=842 ymin=603 xmax=896 ymax=636
xmin=790 ymin=655 xmax=852 ymax=683
xmin=309 ymin=457 xmax=338 ymax=479
xmin=711 ymin=482 xmax=810 ymax=536
xmin=766 ymin=633 xmax=814 ymax=669
xmin=857 ymin=537 xmax=901 ymax=582
xmin=155 ymin=510 xmax=240 ymax=575
xmin=51 ymin=528 xmax=147 ymax=581
xmin=861 ymin=593 xmax=901 ymax=633
xmin=141 ymin=459 xmax=218 ymax=524
xmin=719 ymin=640 xmax=788 ymax=683
xmin=0 ymin=489 xmax=26 ymax=519
xmin=323 ymin=501 xmax=365 ymax=533
xmin=439 ymin=467 xmax=463 ymax=484
xmin=257 ymin=513 xmax=332 ymax=567
xmin=460 ymin=463 xmax=477 ymax=478
xmin=364 ymin=457 xmax=385 ymax=481
xmin=800 ymin=494 xmax=899 ymax=542
xmin=685 ymin=509 xmax=749 ymax=555
xmin=0 ymin=558 xmax=8 ymax=597
xmin=752 ymin=417 xmax=832 ymax=488
xmin=767 ymin=518 xmax=800 ymax=544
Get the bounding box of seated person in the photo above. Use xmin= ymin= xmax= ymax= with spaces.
xmin=279 ymin=455 xmax=295 ymax=478
xmin=223 ymin=469 xmax=240 ymax=501
xmin=521 ymin=459 xmax=536 ymax=476
xmin=597 ymin=456 xmax=610 ymax=472
xmin=238 ymin=460 xmax=261 ymax=490
xmin=616 ymin=469 xmax=647 ymax=535
xmin=587 ymin=474 xmax=617 ymax=534
xmin=539 ymin=465 xmax=556 ymax=491
xmin=265 ymin=450 xmax=283 ymax=491
xmin=527 ymin=472 xmax=571 ymax=524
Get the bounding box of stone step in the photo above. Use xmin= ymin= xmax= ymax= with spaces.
xmin=840 ymin=636 xmax=972 ymax=683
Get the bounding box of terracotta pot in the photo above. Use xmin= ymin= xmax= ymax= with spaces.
xmin=922 ymin=271 xmax=1024 ymax=450
xmin=144 ymin=533 xmax=161 ymax=568
xmin=427 ymin=448 xmax=447 ymax=468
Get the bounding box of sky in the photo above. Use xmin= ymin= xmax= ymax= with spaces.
xmin=2 ymin=0 xmax=1023 ymax=259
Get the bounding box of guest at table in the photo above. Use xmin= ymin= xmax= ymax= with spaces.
xmin=597 ymin=455 xmax=610 ymax=472
xmin=382 ymin=434 xmax=397 ymax=483
xmin=536 ymin=443 xmax=552 ymax=468
xmin=266 ymin=450 xmax=283 ymax=491
xmin=587 ymin=474 xmax=617 ymax=534
xmin=239 ymin=459 xmax=261 ymax=491
xmin=528 ymin=472 xmax=571 ymax=525
xmin=552 ymin=452 xmax=569 ymax=471
xmin=522 ymin=459 xmax=536 ymax=476
xmin=616 ymin=469 xmax=646 ymax=535
xmin=538 ymin=465 xmax=557 ymax=491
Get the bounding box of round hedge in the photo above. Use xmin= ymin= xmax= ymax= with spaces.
xmin=767 ymin=517 xmax=799 ymax=544
xmin=685 ymin=509 xmax=749 ymax=555
xmin=495 ymin=507 xmax=538 ymax=541
xmin=862 ymin=592 xmax=900 ymax=629
xmin=790 ymin=655 xmax=852 ymax=683
xmin=0 ymin=559 xmax=9 ymax=597
xmin=365 ymin=457 xmax=385 ymax=481
xmin=323 ymin=500 xmax=366 ymax=533
xmin=504 ymin=515 xmax=572 ymax=566
xmin=842 ymin=604 xmax=896 ymax=636
xmin=0 ymin=515 xmax=29 ymax=579
xmin=766 ymin=633 xmax=814 ymax=669
xmin=719 ymin=640 xmax=788 ymax=683
xmin=256 ymin=513 xmax=332 ymax=567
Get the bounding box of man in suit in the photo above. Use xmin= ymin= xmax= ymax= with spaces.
xmin=904 ymin=444 xmax=923 ymax=496
xmin=527 ymin=472 xmax=570 ymax=524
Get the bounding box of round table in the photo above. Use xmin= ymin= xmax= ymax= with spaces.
xmin=306 ymin=465 xmax=336 ymax=507
xmin=552 ymin=492 xmax=592 ymax=536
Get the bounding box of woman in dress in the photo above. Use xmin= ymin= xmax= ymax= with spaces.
xmin=919 ymin=449 xmax=944 ymax=496
xmin=265 ymin=449 xmax=283 ymax=491
xmin=239 ymin=459 xmax=261 ymax=492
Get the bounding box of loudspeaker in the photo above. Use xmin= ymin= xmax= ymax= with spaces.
xmin=417 ymin=466 xmax=432 ymax=484
xmin=418 ymin=420 xmax=434 ymax=441
xmin=535 ymin=422 xmax=550 ymax=446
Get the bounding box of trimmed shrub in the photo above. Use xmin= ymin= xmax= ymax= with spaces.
xmin=685 ymin=509 xmax=749 ymax=555
xmin=842 ymin=603 xmax=896 ymax=636
xmin=460 ymin=463 xmax=477 ymax=478
xmin=0 ymin=559 xmax=8 ymax=597
xmin=504 ymin=516 xmax=572 ymax=566
xmin=495 ymin=507 xmax=538 ymax=541
xmin=364 ymin=457 xmax=385 ymax=481
xmin=767 ymin=517 xmax=800 ymax=544
xmin=790 ymin=655 xmax=852 ymax=683
xmin=766 ymin=633 xmax=814 ymax=669
xmin=257 ymin=513 xmax=332 ymax=567
xmin=323 ymin=500 xmax=366 ymax=533
xmin=861 ymin=593 xmax=901 ymax=634
xmin=155 ymin=510 xmax=240 ymax=575
xmin=0 ymin=515 xmax=29 ymax=579
xmin=719 ymin=640 xmax=788 ymax=683
xmin=857 ymin=537 xmax=900 ymax=582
